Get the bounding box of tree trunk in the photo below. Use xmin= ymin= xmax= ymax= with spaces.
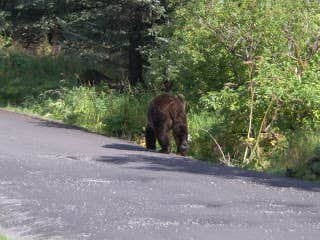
xmin=160 ymin=0 xmax=169 ymax=11
xmin=128 ymin=8 xmax=144 ymax=86
xmin=128 ymin=31 xmax=143 ymax=86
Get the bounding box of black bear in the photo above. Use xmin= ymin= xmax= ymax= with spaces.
xmin=145 ymin=94 xmax=188 ymax=156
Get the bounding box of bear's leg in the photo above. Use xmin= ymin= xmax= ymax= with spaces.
xmin=145 ymin=125 xmax=156 ymax=150
xmin=173 ymin=132 xmax=181 ymax=154
xmin=156 ymin=128 xmax=170 ymax=154
xmin=173 ymin=125 xmax=188 ymax=156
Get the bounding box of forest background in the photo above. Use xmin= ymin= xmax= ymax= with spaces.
xmin=1 ymin=0 xmax=320 ymax=181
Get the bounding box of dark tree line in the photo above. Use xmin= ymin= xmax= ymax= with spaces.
xmin=0 ymin=0 xmax=169 ymax=86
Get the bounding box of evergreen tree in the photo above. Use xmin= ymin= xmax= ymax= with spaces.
xmin=0 ymin=0 xmax=166 ymax=85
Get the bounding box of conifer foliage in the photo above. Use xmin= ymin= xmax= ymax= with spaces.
xmin=0 ymin=0 xmax=165 ymax=85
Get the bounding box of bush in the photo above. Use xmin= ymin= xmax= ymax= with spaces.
xmin=149 ymin=0 xmax=320 ymax=172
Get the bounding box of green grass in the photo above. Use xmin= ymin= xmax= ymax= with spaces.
xmin=0 ymin=50 xmax=82 ymax=105
xmin=267 ymin=130 xmax=320 ymax=181
xmin=187 ymin=110 xmax=218 ymax=161
xmin=21 ymin=87 xmax=152 ymax=140
xmin=0 ymin=235 xmax=8 ymax=240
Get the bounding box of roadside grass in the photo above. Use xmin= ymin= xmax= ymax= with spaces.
xmin=267 ymin=130 xmax=320 ymax=182
xmin=187 ymin=110 xmax=219 ymax=162
xmin=21 ymin=87 xmax=152 ymax=140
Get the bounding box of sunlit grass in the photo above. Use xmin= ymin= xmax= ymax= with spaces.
xmin=21 ymin=87 xmax=152 ymax=141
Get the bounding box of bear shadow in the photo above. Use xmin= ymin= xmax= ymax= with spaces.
xmin=96 ymin=151 xmax=320 ymax=193
xmin=102 ymin=143 xmax=147 ymax=152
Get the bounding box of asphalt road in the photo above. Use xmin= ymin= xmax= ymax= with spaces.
xmin=0 ymin=109 xmax=320 ymax=240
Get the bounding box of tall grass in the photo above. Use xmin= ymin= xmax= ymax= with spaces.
xmin=285 ymin=131 xmax=320 ymax=168
xmin=268 ymin=130 xmax=320 ymax=181
xmin=23 ymin=87 xmax=152 ymax=141
xmin=187 ymin=110 xmax=217 ymax=161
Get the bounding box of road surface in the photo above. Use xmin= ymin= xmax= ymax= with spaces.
xmin=0 ymin=109 xmax=320 ymax=240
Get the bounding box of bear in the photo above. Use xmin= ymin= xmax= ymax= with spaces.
xmin=145 ymin=94 xmax=188 ymax=156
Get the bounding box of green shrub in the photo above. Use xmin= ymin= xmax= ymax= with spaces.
xmin=149 ymin=0 xmax=320 ymax=171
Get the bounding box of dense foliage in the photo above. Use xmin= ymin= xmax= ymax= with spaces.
xmin=149 ymin=0 xmax=320 ymax=174
xmin=1 ymin=0 xmax=320 ymax=181
xmin=0 ymin=0 xmax=166 ymax=85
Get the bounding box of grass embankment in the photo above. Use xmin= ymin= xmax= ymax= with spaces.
xmin=1 ymin=50 xmax=320 ymax=181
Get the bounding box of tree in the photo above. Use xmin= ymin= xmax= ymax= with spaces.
xmin=1 ymin=0 xmax=165 ymax=86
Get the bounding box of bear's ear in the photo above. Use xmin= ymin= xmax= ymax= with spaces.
xmin=177 ymin=94 xmax=185 ymax=103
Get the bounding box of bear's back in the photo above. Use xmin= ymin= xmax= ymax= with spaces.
xmin=147 ymin=94 xmax=186 ymax=128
